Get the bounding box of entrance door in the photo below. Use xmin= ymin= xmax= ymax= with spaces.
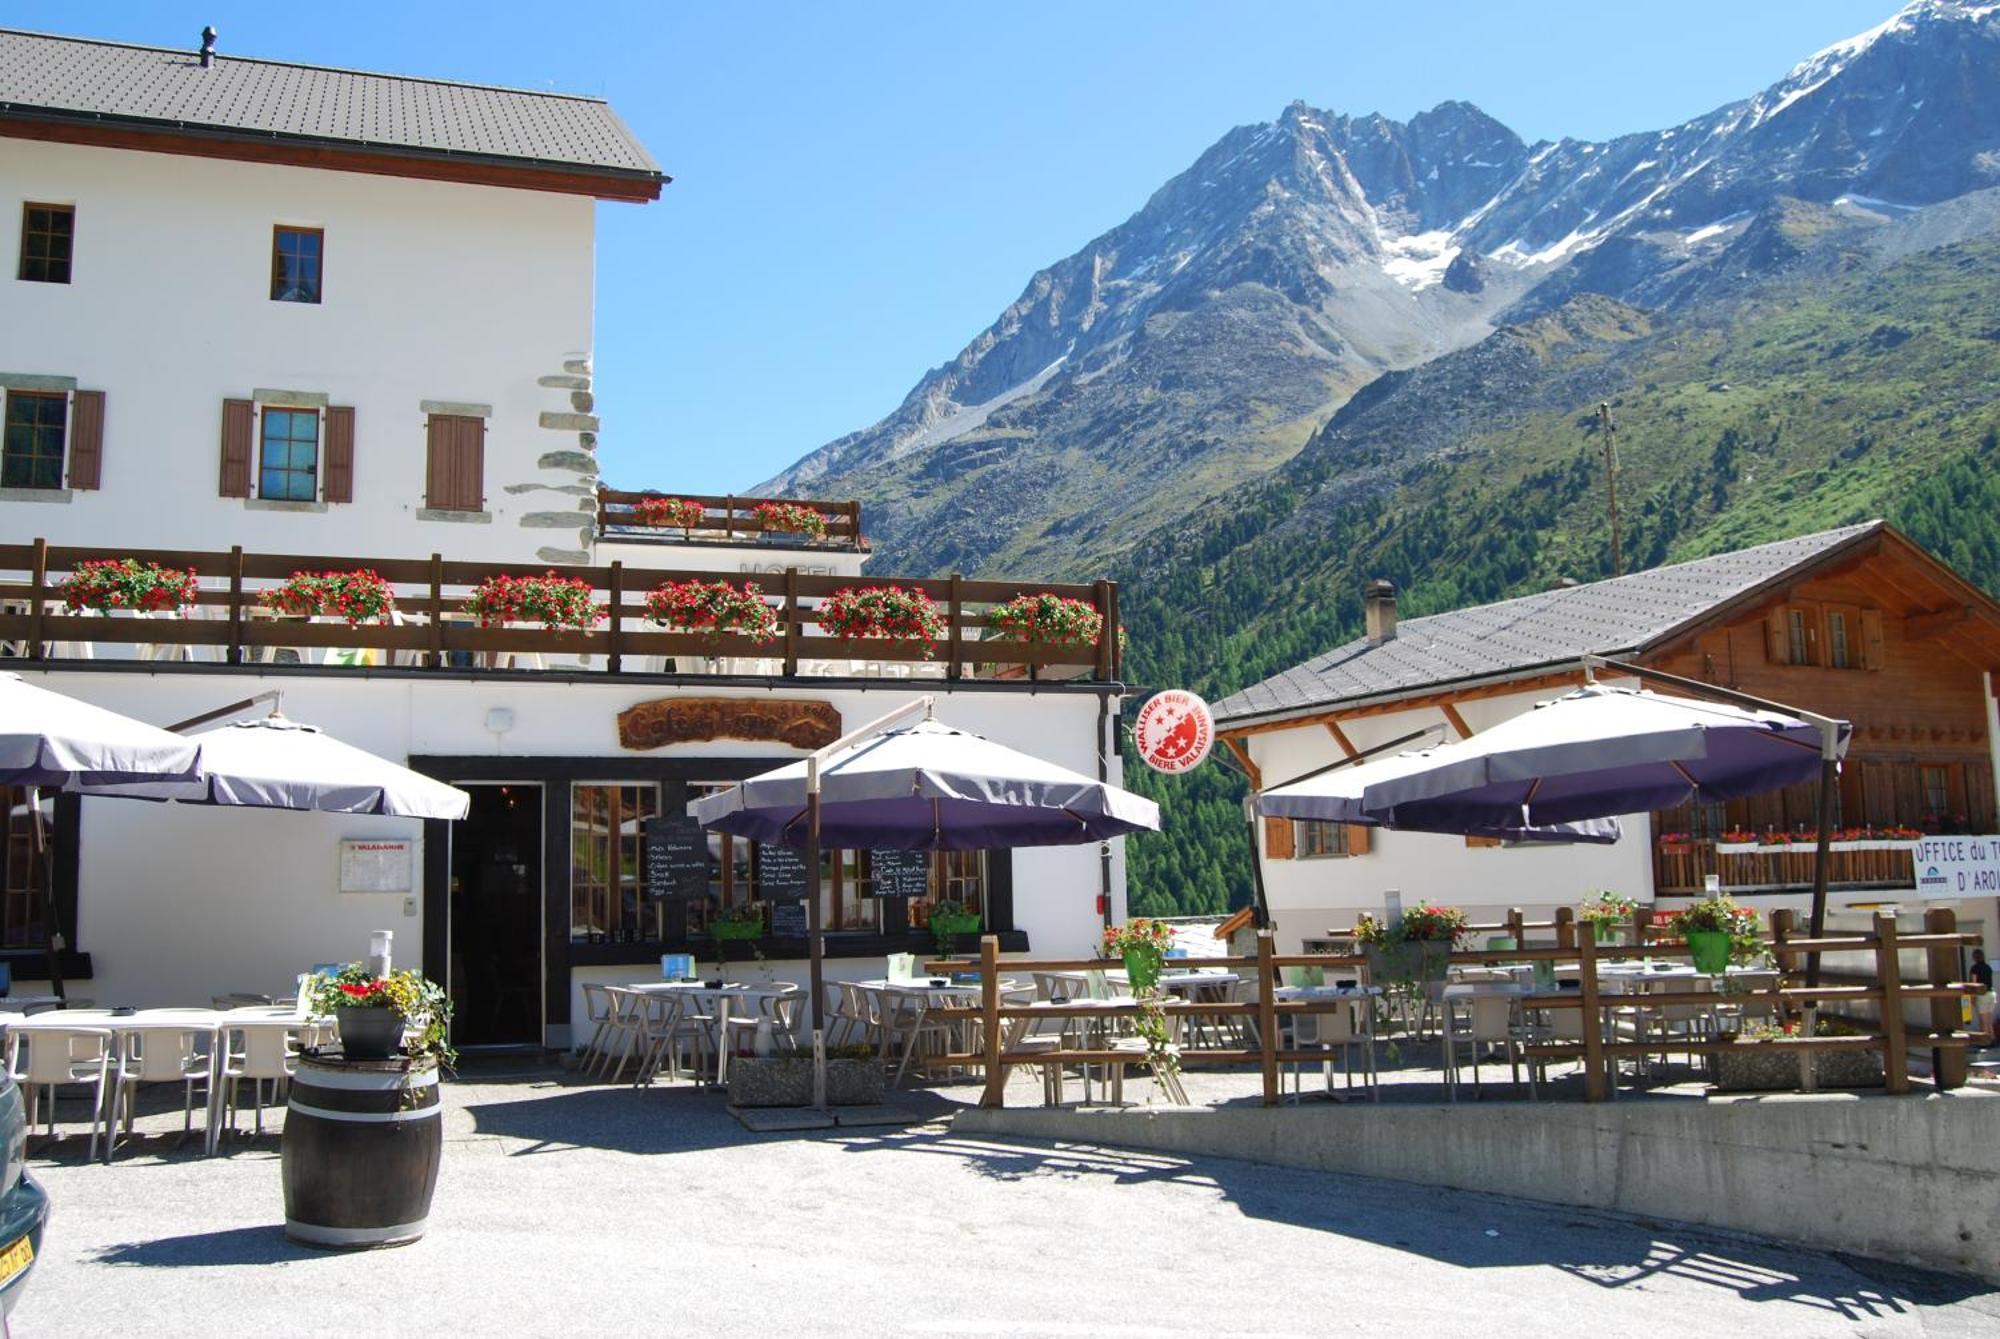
xmin=448 ymin=783 xmax=543 ymax=1047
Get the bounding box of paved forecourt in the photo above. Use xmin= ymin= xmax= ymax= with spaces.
xmin=14 ymin=1069 xmax=1997 ymax=1338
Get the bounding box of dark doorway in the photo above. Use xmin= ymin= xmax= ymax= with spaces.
xmin=448 ymin=783 xmax=543 ymax=1048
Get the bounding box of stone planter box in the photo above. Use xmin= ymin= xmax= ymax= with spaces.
xmin=1712 ymin=1045 xmax=1885 ymax=1092
xmin=727 ymin=1056 xmax=885 ymax=1107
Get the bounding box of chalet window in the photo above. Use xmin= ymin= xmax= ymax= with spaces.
xmin=1 ymin=390 xmax=66 ymax=490
xmin=258 ymin=407 xmax=320 ymax=501
xmin=270 ymin=226 xmax=323 ymax=303
xmin=1921 ymin=766 xmax=1950 ymax=824
xmin=425 ymin=414 xmax=485 ymax=512
xmin=1786 ymin=609 xmax=1813 ymax=666
xmin=1826 ymin=610 xmax=1852 ymax=669
xmin=17 ymin=204 xmax=73 ymax=284
xmin=1296 ymin=820 xmax=1371 ymax=858
xmin=570 ymin=782 xmax=660 ymax=942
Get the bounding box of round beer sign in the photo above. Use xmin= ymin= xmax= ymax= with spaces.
xmin=1135 ymin=690 xmax=1214 ymax=774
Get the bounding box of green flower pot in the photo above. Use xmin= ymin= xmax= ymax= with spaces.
xmin=1686 ymin=929 xmax=1732 ymax=973
xmin=1122 ymin=944 xmax=1164 ymax=994
xmin=712 ymin=919 xmax=764 ymax=942
xmin=1590 ymin=920 xmax=1619 ymax=946
xmin=929 ymin=913 xmax=982 ymax=941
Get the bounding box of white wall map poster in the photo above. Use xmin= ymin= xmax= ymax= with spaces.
xmin=340 ymin=839 xmax=414 ymax=894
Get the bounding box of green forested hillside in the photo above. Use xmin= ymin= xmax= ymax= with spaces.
xmin=1118 ymin=238 xmax=2000 ymax=916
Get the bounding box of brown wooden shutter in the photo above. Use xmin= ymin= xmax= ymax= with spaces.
xmin=425 ymin=414 xmax=484 ymax=511
xmin=67 ymin=389 xmax=104 ymax=490
xmin=219 ymin=398 xmax=254 ymax=498
xmin=1765 ymin=608 xmax=1789 ymax=665
xmin=323 ymin=405 xmax=355 ymax=503
xmin=1465 ymin=834 xmax=1504 ymax=849
xmin=1858 ymin=608 xmax=1885 ymax=670
xmin=1345 ymin=823 xmax=1372 ymax=856
xmin=1264 ymin=817 xmax=1295 ymax=860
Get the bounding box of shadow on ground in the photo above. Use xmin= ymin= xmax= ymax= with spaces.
xmin=89 ymin=1225 xmax=314 ymax=1269
xmin=829 ymin=1123 xmax=2000 ymax=1323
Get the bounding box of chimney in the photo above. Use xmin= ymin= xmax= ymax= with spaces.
xmin=199 ymin=25 xmax=217 ymax=68
xmin=1363 ymin=578 xmax=1398 ymax=643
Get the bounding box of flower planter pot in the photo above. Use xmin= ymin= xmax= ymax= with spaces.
xmin=1363 ymin=940 xmax=1453 ymax=991
xmin=930 ymin=912 xmax=981 ymax=943
xmin=1686 ymin=930 xmax=1732 ymax=973
xmin=334 ymin=1006 xmax=405 ymax=1061
xmin=727 ymin=1056 xmax=884 ymax=1107
xmin=1122 ymin=944 xmax=1164 ymax=994
xmin=1712 ymin=1045 xmax=1885 ymax=1092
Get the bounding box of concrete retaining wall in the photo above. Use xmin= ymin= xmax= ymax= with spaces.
xmin=954 ymin=1092 xmax=2000 ymax=1283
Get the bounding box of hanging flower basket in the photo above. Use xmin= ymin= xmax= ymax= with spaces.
xmin=644 ymin=579 xmax=779 ymax=644
xmin=984 ymin=594 xmax=1106 ymax=648
xmin=59 ymin=559 xmax=200 ymax=614
xmin=465 ymin=571 xmax=602 ymax=630
xmin=266 ymin=569 xmax=397 ymax=625
xmin=751 ymin=501 xmax=830 ymax=541
xmin=632 ymin=496 xmax=707 ymax=530
xmin=1664 ymin=893 xmax=1763 ymax=969
xmin=818 ymin=585 xmax=945 ymax=658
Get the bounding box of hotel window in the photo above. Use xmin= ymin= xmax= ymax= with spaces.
xmin=270 ymin=226 xmax=323 ymax=303
xmin=2 ymin=391 xmax=67 ymax=490
xmin=1297 ymin=820 xmax=1370 ymax=858
xmin=17 ymin=204 xmax=73 ymax=284
xmin=570 ymin=783 xmax=659 ymax=942
xmin=258 ymin=407 xmax=320 ymax=501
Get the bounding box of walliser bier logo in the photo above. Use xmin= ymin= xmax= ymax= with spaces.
xmin=1135 ymin=690 xmax=1214 ymax=774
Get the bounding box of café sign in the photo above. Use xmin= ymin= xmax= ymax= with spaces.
xmin=1913 ymin=835 xmax=2000 ymax=901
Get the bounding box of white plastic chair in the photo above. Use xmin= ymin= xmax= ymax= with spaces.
xmin=109 ymin=1023 xmax=215 ymax=1160
xmin=213 ymin=1020 xmax=301 ymax=1148
xmin=1287 ymin=998 xmax=1376 ymax=1102
xmin=7 ymin=1025 xmax=114 ymax=1160
xmin=1444 ymin=995 xmax=1520 ymax=1099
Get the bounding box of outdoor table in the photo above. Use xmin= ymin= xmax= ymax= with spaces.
xmin=1000 ymin=996 xmax=1146 ymax=1105
xmin=627 ymin=982 xmax=781 ymax=1085
xmin=7 ymin=1008 xmax=235 ymax=1153
xmin=851 ymin=978 xmax=1026 ymax=1086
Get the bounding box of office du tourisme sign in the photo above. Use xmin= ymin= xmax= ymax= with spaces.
xmin=1914 ymin=835 xmax=2000 ymax=900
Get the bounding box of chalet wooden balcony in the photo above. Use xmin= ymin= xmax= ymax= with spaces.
xmin=1654 ymin=836 xmax=1917 ymax=896
xmin=595 ymin=488 xmax=867 ymax=551
xmin=0 ymin=539 xmax=1122 ymax=683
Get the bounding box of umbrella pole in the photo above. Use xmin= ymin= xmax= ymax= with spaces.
xmin=806 ymin=781 xmax=826 ymax=1110
xmin=1804 ymin=747 xmax=1839 ymax=995
xmin=28 ymin=786 xmax=63 ymax=1002
xmin=1242 ymin=796 xmax=1272 ymax=931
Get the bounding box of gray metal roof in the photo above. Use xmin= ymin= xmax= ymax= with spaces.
xmin=1213 ymin=522 xmax=1885 ymax=727
xmin=0 ymin=28 xmax=662 ymax=180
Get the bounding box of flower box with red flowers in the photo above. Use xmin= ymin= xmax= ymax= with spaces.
xmin=984 ymin=594 xmax=1106 ymax=648
xmin=644 ymin=578 xmax=779 ymax=644
xmin=632 ymin=496 xmax=707 ymax=530
xmin=750 ymin=501 xmax=831 ymax=541
xmin=465 ymin=571 xmax=602 ymax=630
xmin=816 ymin=585 xmax=945 ymax=658
xmin=59 ymin=559 xmax=200 ymax=615
xmin=266 ymin=569 xmax=397 ymax=625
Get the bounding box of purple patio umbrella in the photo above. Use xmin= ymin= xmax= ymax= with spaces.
xmin=1258 ymin=745 xmax=1623 ymax=844
xmin=691 ymin=697 xmax=1160 ymax=1104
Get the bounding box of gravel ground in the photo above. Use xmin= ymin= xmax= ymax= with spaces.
xmin=13 ymin=1066 xmax=1999 ymax=1339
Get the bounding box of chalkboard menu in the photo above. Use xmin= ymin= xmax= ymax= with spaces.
xmin=768 ymin=901 xmax=809 ymax=939
xmin=870 ymin=849 xmax=931 ymax=899
xmin=756 ymin=843 xmax=810 ymax=901
xmin=643 ymin=815 xmax=711 ymax=899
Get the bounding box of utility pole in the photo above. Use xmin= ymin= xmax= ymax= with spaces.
xmin=1598 ymin=401 xmax=1623 ymax=578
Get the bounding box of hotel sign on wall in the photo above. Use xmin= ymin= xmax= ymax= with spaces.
xmin=1135 ymin=690 xmax=1214 ymax=774
xmin=1914 ymin=835 xmax=2000 ymax=900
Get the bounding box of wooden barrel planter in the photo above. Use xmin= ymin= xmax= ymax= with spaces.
xmin=281 ymin=1054 xmax=442 ymax=1249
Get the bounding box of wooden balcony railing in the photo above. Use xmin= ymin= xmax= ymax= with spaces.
xmin=596 ymin=489 xmax=865 ymax=549
xmin=0 ymin=539 xmax=1122 ymax=682
xmin=1655 ymin=837 xmax=1917 ymax=895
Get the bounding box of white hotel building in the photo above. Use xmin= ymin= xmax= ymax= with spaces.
xmin=0 ymin=28 xmax=1128 ymax=1047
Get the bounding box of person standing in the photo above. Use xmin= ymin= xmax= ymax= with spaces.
xmin=1972 ymin=949 xmax=1994 ymax=1046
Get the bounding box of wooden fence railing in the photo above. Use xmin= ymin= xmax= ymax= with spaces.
xmin=931 ymin=908 xmax=1982 ymax=1108
xmin=1655 ymin=838 xmax=1917 ymax=894
xmin=0 ymin=539 xmax=1123 ymax=682
xmin=596 ymin=489 xmax=864 ymax=547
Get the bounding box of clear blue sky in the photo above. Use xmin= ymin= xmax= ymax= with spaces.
xmin=15 ymin=2 xmax=1900 ymax=494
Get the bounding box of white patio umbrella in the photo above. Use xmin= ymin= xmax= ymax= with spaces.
xmin=0 ymin=672 xmax=205 ymax=997
xmin=71 ymin=716 xmax=470 ymax=819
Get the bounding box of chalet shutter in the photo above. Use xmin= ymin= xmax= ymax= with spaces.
xmin=67 ymin=389 xmax=104 ymax=490
xmin=1344 ymin=823 xmax=1372 ymax=856
xmin=323 ymin=406 xmax=355 ymax=504
xmin=1858 ymin=608 xmax=1886 ymax=670
xmin=1765 ymin=609 xmax=1789 ymax=665
xmin=1264 ymin=817 xmax=1295 ymax=860
xmin=218 ymin=398 xmax=254 ymax=498
xmin=425 ymin=414 xmax=485 ymax=512
xmin=1465 ymin=834 xmax=1504 ymax=849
